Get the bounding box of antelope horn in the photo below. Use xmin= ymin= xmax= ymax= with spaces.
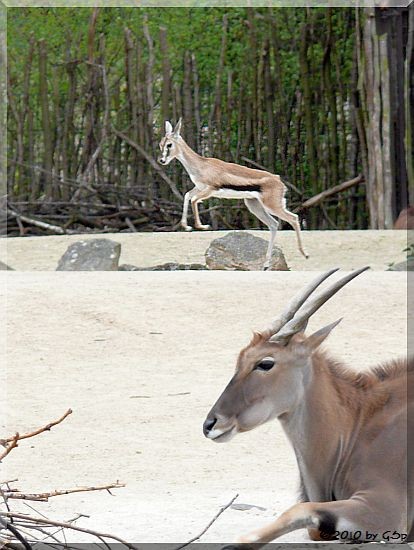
xmin=267 ymin=268 xmax=340 ymax=335
xmin=270 ymin=266 xmax=370 ymax=343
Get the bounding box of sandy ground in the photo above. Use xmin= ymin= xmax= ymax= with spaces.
xmin=1 ymin=229 xmax=409 ymax=271
xmin=2 ymin=270 xmax=409 ymax=543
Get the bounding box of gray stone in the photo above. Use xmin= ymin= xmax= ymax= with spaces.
xmin=205 ymin=231 xmax=288 ymax=271
xmin=56 ymin=239 xmax=121 ymax=271
xmin=119 ymin=262 xmax=207 ymax=271
xmin=387 ymin=258 xmax=414 ymax=271
xmin=0 ymin=260 xmax=14 ymax=270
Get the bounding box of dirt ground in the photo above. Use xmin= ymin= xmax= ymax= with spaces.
xmin=2 ymin=270 xmax=408 ymax=543
xmin=1 ymin=229 xmax=408 ymax=271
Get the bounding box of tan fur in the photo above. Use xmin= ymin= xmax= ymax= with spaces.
xmin=394 ymin=206 xmax=414 ymax=229
xmin=158 ymin=121 xmax=308 ymax=262
xmin=203 ymin=281 xmax=413 ymax=544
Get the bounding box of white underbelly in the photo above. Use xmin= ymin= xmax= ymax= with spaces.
xmin=212 ymin=189 xmax=261 ymax=200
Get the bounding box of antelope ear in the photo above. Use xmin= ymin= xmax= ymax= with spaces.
xmin=305 ymin=318 xmax=342 ymax=350
xmin=173 ymin=117 xmax=182 ymax=136
xmin=165 ymin=121 xmax=173 ymax=134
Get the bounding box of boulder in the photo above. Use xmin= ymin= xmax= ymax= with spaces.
xmin=56 ymin=239 xmax=121 ymax=271
xmin=119 ymin=262 xmax=207 ymax=271
xmin=205 ymin=231 xmax=288 ymax=271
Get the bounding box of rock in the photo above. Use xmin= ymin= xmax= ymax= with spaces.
xmin=387 ymin=258 xmax=414 ymax=271
xmin=56 ymin=239 xmax=121 ymax=271
xmin=0 ymin=260 xmax=14 ymax=270
xmin=119 ymin=262 xmax=207 ymax=271
xmin=118 ymin=264 xmax=141 ymax=271
xmin=205 ymin=231 xmax=288 ymax=271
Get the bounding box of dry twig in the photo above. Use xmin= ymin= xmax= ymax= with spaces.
xmin=6 ymin=207 xmax=67 ymax=235
xmin=174 ymin=493 xmax=239 ymax=549
xmin=0 ymin=434 xmax=19 ymax=461
xmin=4 ymin=482 xmax=126 ymax=502
xmin=0 ymin=511 xmax=139 ymax=550
xmin=1 ymin=409 xmax=72 ymax=446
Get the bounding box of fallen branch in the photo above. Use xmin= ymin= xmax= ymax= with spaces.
xmin=113 ymin=128 xmax=183 ymax=201
xmin=6 ymin=207 xmax=67 ymax=235
xmin=0 ymin=517 xmax=32 ymax=550
xmin=1 ymin=409 xmax=72 ymax=446
xmin=174 ymin=493 xmax=239 ymax=549
xmin=298 ymin=174 xmax=364 ymax=210
xmin=0 ymin=434 xmax=19 ymax=461
xmin=4 ymin=482 xmax=126 ymax=502
xmin=0 ymin=511 xmax=139 ymax=550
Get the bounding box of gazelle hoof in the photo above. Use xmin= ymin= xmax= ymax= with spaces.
xmin=181 ymin=224 xmax=193 ymax=232
xmin=196 ymin=224 xmax=211 ymax=230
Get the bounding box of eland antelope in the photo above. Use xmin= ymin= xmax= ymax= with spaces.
xmin=203 ymin=267 xmax=413 ymax=544
xmin=158 ymin=119 xmax=308 ymax=268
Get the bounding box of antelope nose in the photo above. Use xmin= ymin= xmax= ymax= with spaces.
xmin=203 ymin=417 xmax=217 ymax=437
xmin=158 ymin=157 xmax=165 ymax=164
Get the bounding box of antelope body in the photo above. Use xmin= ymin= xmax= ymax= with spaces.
xmin=394 ymin=206 xmax=414 ymax=230
xmin=203 ymin=268 xmax=413 ymax=544
xmin=158 ymin=119 xmax=308 ymax=268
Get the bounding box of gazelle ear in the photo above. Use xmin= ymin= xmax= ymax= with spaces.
xmin=173 ymin=117 xmax=182 ymax=136
xmin=165 ymin=121 xmax=173 ymax=134
xmin=304 ymin=318 xmax=342 ymax=350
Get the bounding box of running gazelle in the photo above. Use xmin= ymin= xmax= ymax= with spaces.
xmin=158 ymin=119 xmax=308 ymax=268
xmin=203 ymin=267 xmax=413 ymax=544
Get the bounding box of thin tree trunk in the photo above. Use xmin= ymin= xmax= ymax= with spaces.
xmin=263 ymin=38 xmax=275 ymax=172
xmin=38 ymin=38 xmax=53 ymax=200
xmin=208 ymin=14 xmax=228 ymax=157
xmin=159 ymin=26 xmax=171 ymax=125
xmin=192 ymin=53 xmax=201 ymax=153
xmin=406 ymin=4 xmax=414 ymax=205
xmin=183 ymin=50 xmax=194 ymax=149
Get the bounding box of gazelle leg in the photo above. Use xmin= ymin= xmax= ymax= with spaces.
xmin=262 ymin=201 xmax=309 ymax=259
xmin=181 ymin=188 xmax=198 ymax=231
xmin=244 ymin=198 xmax=279 ymax=270
xmin=236 ymin=498 xmax=400 ymax=546
xmin=191 ymin=188 xmax=214 ymax=230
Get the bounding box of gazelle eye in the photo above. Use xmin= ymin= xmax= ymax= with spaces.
xmin=254 ymin=357 xmax=275 ymax=371
xmin=166 ymin=143 xmax=173 ymax=149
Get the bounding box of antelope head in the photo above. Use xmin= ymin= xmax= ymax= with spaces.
xmin=203 ymin=267 xmax=369 ymax=442
xmin=158 ymin=118 xmax=183 ymax=165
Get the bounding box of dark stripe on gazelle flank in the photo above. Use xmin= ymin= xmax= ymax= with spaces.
xmin=222 ymin=184 xmax=261 ymax=192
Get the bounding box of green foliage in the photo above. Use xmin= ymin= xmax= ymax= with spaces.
xmin=7 ymin=7 xmax=365 ymax=231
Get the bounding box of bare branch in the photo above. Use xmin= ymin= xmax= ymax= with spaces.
xmin=1 ymin=409 xmax=72 ymax=446
xmin=0 ymin=512 xmax=139 ymax=550
xmin=298 ymin=174 xmax=364 ymax=210
xmin=6 ymin=207 xmax=67 ymax=235
xmin=0 ymin=434 xmax=19 ymax=462
xmin=4 ymin=482 xmax=125 ymax=502
xmin=174 ymin=493 xmax=239 ymax=549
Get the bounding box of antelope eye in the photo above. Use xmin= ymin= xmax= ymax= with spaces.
xmin=166 ymin=143 xmax=173 ymax=149
xmin=254 ymin=357 xmax=275 ymax=371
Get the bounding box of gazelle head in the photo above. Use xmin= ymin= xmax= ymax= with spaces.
xmin=158 ymin=118 xmax=183 ymax=165
xmin=203 ymin=267 xmax=369 ymax=442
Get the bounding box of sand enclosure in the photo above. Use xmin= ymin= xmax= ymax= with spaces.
xmin=1 ymin=229 xmax=408 ymax=271
xmin=3 ymin=270 xmax=408 ymax=543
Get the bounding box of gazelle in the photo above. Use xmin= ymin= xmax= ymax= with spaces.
xmin=203 ymin=267 xmax=413 ymax=544
xmin=158 ymin=119 xmax=308 ymax=268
